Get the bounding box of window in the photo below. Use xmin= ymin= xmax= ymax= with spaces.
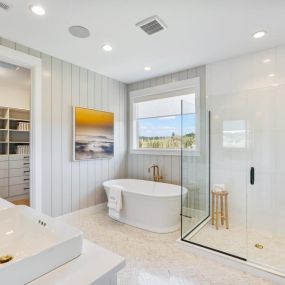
xmin=129 ymin=78 xmax=200 ymax=155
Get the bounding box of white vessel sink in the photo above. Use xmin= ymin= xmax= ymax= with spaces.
xmin=0 ymin=205 xmax=83 ymax=285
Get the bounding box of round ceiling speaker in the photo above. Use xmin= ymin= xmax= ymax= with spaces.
xmin=68 ymin=26 xmax=90 ymax=38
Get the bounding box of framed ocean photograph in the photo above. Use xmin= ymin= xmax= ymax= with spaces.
xmin=73 ymin=107 xmax=114 ymax=160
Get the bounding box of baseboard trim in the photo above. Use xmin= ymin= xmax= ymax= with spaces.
xmin=56 ymin=203 xmax=107 ymax=222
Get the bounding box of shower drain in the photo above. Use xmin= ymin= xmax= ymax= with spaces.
xmin=254 ymin=243 xmax=264 ymax=249
xmin=0 ymin=254 xmax=13 ymax=264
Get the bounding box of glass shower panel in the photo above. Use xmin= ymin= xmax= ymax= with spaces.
xmin=182 ymin=92 xmax=248 ymax=260
xmin=247 ymin=85 xmax=285 ymax=273
xmin=181 ymin=100 xmax=209 ymax=238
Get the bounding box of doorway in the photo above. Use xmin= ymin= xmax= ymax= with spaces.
xmin=0 ymin=45 xmax=42 ymax=211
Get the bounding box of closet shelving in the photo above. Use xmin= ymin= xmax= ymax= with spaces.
xmin=0 ymin=107 xmax=30 ymax=155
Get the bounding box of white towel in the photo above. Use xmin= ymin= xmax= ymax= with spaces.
xmin=107 ymin=185 xmax=123 ymax=220
xmin=213 ymin=184 xmax=225 ymax=192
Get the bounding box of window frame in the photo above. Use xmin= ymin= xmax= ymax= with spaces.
xmin=129 ymin=77 xmax=200 ymax=156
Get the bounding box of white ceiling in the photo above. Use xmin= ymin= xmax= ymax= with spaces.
xmin=1 ymin=0 xmax=285 ymax=83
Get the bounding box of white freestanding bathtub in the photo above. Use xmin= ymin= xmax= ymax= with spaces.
xmin=103 ymin=179 xmax=187 ymax=233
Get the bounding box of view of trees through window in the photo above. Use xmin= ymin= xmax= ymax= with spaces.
xmin=138 ymin=114 xmax=196 ymax=149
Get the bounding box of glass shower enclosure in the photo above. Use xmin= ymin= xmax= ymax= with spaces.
xmin=180 ymin=87 xmax=285 ymax=276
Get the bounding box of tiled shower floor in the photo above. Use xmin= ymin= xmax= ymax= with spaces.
xmin=186 ymin=220 xmax=285 ymax=274
xmin=62 ymin=209 xmax=275 ymax=285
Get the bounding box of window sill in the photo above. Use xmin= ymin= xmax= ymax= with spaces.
xmin=129 ymin=148 xmax=200 ymax=156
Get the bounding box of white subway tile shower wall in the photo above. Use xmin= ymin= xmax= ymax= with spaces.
xmin=207 ymin=45 xmax=285 ymax=234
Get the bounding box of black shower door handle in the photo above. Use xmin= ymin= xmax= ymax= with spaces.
xmin=250 ymin=167 xmax=255 ymax=185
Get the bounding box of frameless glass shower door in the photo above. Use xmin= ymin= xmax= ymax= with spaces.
xmin=247 ymin=85 xmax=285 ymax=274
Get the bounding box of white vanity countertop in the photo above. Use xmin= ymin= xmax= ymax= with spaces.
xmin=29 ymin=239 xmax=125 ymax=285
xmin=0 ymin=198 xmax=125 ymax=285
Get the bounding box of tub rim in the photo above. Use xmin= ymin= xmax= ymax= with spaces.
xmin=103 ymin=178 xmax=187 ymax=198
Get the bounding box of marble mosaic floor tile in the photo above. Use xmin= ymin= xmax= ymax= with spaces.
xmin=64 ymin=209 xmax=276 ymax=285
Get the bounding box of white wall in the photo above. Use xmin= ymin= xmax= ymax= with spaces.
xmin=0 ymin=65 xmax=30 ymax=109
xmin=0 ymin=37 xmax=128 ymax=217
xmin=207 ymin=45 xmax=285 ymax=234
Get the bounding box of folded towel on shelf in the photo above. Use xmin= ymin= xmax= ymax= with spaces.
xmin=213 ymin=184 xmax=225 ymax=192
xmin=107 ymin=185 xmax=123 ymax=220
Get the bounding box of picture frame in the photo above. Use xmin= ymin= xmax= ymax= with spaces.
xmin=73 ymin=106 xmax=114 ymax=161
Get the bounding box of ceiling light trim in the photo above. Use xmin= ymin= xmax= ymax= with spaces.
xmin=253 ymin=30 xmax=267 ymax=39
xmin=30 ymin=5 xmax=46 ymax=16
xmin=102 ymin=44 xmax=113 ymax=52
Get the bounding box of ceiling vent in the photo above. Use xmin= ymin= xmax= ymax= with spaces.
xmin=0 ymin=2 xmax=10 ymax=10
xmin=136 ymin=16 xmax=167 ymax=35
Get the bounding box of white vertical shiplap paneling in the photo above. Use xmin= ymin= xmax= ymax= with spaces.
xmin=71 ymin=65 xmax=80 ymax=212
xmin=79 ymin=68 xmax=88 ymax=209
xmin=0 ymin=37 xmax=128 ymax=217
xmin=62 ymin=61 xmax=72 ymax=214
xmin=119 ymin=82 xmax=125 ymax=178
xmin=51 ymin=57 xmax=62 ymax=216
xmin=41 ymin=53 xmax=52 ymax=215
xmin=87 ymin=70 xmax=96 ymax=207
xmin=108 ymin=78 xmax=115 ymax=180
xmin=100 ymin=76 xmax=109 ymax=204
xmin=127 ymin=65 xmax=206 ymax=185
xmin=94 ymin=74 xmax=103 ymax=205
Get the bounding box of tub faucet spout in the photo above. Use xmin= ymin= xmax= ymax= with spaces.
xmin=148 ymin=164 xmax=163 ymax=182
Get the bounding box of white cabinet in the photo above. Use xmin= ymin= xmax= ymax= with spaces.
xmin=0 ymin=158 xmax=8 ymax=198
xmin=0 ymin=169 xmax=8 ymax=178
xmin=0 ymin=154 xmax=30 ymax=199
xmin=0 ymin=160 xmax=8 ymax=169
xmin=0 ymin=107 xmax=30 ymax=200
xmin=9 ymin=183 xmax=29 ymax=196
xmin=9 ymin=159 xmax=30 ymax=169
xmin=0 ymin=185 xmax=8 ymax=198
xmin=0 ymin=176 xmax=8 ymax=198
xmin=9 ymin=167 xmax=29 ymax=177
xmin=9 ymin=175 xmax=30 ymax=186
xmin=8 ymin=155 xmax=30 ymax=197
xmin=0 ymin=182 xmax=9 ymax=198
xmin=0 ymin=177 xmax=8 ymax=187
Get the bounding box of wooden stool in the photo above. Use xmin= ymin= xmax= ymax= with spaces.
xmin=211 ymin=191 xmax=229 ymax=230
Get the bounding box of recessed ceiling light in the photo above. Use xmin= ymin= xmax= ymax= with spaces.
xmin=268 ymin=73 xmax=276 ymax=77
xmin=102 ymin=44 xmax=112 ymax=52
xmin=253 ymin=31 xmax=267 ymax=39
xmin=30 ymin=5 xmax=46 ymax=16
xmin=144 ymin=66 xmax=151 ymax=71
xmin=69 ymin=26 xmax=90 ymax=38
xmin=263 ymin=58 xmax=272 ymax=63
